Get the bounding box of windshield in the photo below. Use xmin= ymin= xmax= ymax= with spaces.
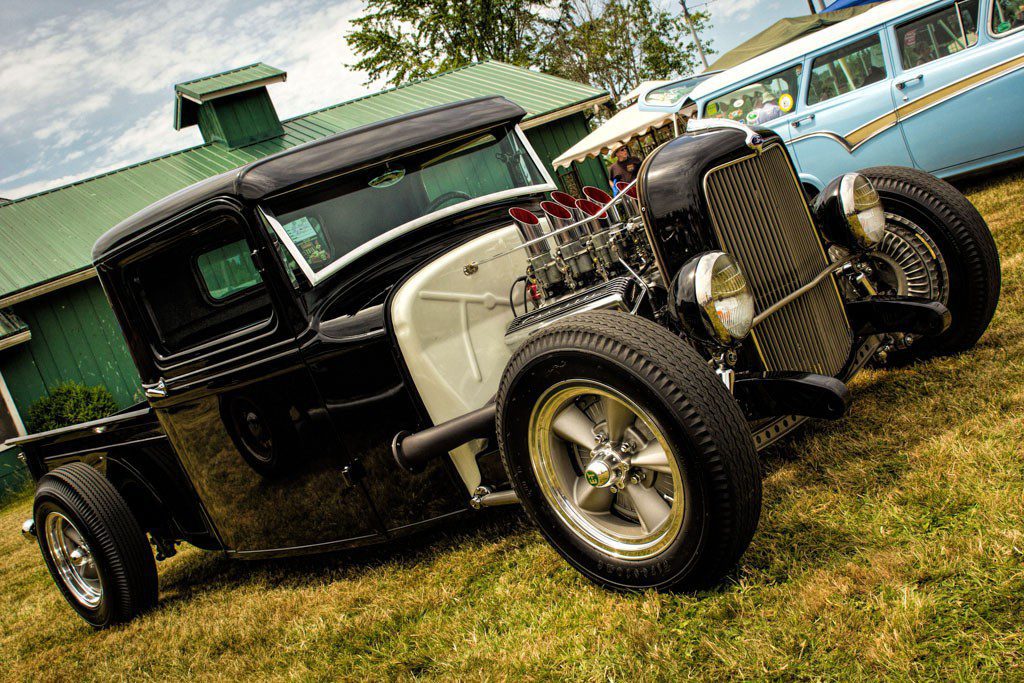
xmin=641 ymin=72 xmax=717 ymax=110
xmin=261 ymin=128 xmax=548 ymax=281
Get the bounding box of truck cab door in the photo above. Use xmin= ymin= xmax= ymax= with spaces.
xmin=125 ymin=202 xmax=381 ymax=555
xmin=787 ymin=31 xmax=915 ymax=186
xmin=889 ymin=0 xmax=1022 ymax=174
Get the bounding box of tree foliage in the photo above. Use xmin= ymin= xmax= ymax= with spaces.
xmin=346 ymin=0 xmax=712 ymax=101
xmin=538 ymin=0 xmax=711 ymax=103
xmin=348 ymin=0 xmax=547 ymax=86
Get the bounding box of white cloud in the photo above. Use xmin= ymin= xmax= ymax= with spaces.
xmin=714 ymin=0 xmax=764 ymax=22
xmin=0 ymin=0 xmax=371 ymax=199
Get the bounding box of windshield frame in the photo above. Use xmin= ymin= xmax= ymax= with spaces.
xmin=638 ymin=71 xmax=721 ymax=113
xmin=257 ymin=125 xmax=556 ymax=286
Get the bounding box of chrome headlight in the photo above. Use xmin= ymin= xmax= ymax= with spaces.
xmin=670 ymin=251 xmax=755 ymax=344
xmin=840 ymin=174 xmax=885 ymax=247
xmin=812 ymin=173 xmax=886 ymax=250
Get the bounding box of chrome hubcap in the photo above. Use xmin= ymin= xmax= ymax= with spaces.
xmin=529 ymin=380 xmax=685 ymax=560
xmin=44 ymin=512 xmax=102 ymax=608
xmin=873 ymin=213 xmax=949 ymax=303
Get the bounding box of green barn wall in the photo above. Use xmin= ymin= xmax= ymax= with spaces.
xmin=526 ymin=113 xmax=608 ymax=194
xmin=0 ymin=279 xmax=141 ymax=421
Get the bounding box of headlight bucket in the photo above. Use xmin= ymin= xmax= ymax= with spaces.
xmin=669 ymin=251 xmax=755 ymax=345
xmin=812 ymin=173 xmax=886 ymax=249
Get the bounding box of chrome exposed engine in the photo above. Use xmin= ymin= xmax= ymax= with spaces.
xmin=505 ymin=183 xmax=657 ymax=340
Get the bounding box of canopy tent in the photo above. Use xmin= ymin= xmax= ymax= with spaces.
xmin=709 ymin=3 xmax=882 ymax=71
xmin=551 ymin=103 xmax=675 ymax=169
xmin=823 ymin=0 xmax=887 ymax=11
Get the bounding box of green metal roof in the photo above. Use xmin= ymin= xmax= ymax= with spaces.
xmin=0 ymin=61 xmax=607 ymax=303
xmin=175 ymin=62 xmax=287 ymax=100
xmin=174 ymin=62 xmax=287 ymax=130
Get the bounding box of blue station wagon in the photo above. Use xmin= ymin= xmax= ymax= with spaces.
xmin=640 ymin=0 xmax=1024 ymax=192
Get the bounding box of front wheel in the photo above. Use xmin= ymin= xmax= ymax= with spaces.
xmin=496 ymin=311 xmax=761 ymax=591
xmin=861 ymin=166 xmax=1000 ymax=362
xmin=34 ymin=463 xmax=158 ymax=628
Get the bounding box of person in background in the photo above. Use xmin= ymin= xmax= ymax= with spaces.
xmin=608 ymin=145 xmax=642 ymax=189
xmin=755 ymin=94 xmax=783 ymax=124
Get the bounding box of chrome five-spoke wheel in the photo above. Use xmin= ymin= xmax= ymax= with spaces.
xmin=44 ymin=511 xmax=102 ymax=608
xmin=529 ymin=380 xmax=685 ymax=560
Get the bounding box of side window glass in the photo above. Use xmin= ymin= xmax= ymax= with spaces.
xmin=991 ymin=0 xmax=1024 ymax=35
xmin=704 ymin=64 xmax=803 ymax=125
xmin=897 ymin=0 xmax=979 ymax=67
xmin=808 ymin=35 xmax=887 ymax=104
xmin=196 ymin=239 xmax=263 ymax=301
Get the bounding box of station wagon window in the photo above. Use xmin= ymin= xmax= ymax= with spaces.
xmin=263 ymin=127 xmax=547 ymax=281
xmin=807 ymin=35 xmax=887 ymax=104
xmin=131 ymin=216 xmax=272 ymax=355
xmin=704 ymin=64 xmax=803 ymax=125
xmin=990 ymin=0 xmax=1024 ymax=35
xmin=896 ymin=0 xmax=979 ymax=68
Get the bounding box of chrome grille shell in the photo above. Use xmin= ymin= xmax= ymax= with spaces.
xmin=703 ymin=145 xmax=852 ymax=376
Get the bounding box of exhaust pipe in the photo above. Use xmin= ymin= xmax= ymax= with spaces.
xmin=614 ymin=181 xmax=640 ymax=218
xmin=582 ymin=186 xmax=623 ymax=224
xmin=551 ymin=191 xmax=587 ymax=222
xmin=540 ymin=201 xmax=580 ymax=245
xmin=392 ymin=404 xmax=497 ymax=473
xmin=509 ymin=207 xmax=550 ymax=257
xmin=576 ymin=198 xmax=613 ymax=232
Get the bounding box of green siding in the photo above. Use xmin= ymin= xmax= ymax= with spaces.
xmin=526 ymin=114 xmax=608 ymax=193
xmin=0 ymin=446 xmax=29 ymax=503
xmin=0 ymin=280 xmax=140 ymax=419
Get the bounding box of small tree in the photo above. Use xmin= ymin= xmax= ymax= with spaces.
xmin=26 ymin=382 xmax=118 ymax=433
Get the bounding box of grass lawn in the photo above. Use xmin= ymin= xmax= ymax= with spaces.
xmin=1 ymin=168 xmax=1022 ymax=681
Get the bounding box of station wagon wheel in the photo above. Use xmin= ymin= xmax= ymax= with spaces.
xmin=497 ymin=310 xmax=761 ymax=592
xmin=33 ymin=463 xmax=158 ymax=628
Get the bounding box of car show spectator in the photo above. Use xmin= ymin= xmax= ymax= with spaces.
xmin=608 ymin=146 xmax=641 ymax=186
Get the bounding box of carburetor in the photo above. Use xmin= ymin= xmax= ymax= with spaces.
xmin=508 ymin=183 xmax=653 ymax=304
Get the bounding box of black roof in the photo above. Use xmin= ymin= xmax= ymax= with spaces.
xmin=93 ymin=96 xmax=528 ymax=261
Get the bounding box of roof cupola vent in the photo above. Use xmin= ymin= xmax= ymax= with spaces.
xmin=174 ymin=63 xmax=287 ymax=149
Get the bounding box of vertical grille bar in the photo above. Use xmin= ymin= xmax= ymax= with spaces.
xmin=704 ymin=145 xmax=851 ymax=376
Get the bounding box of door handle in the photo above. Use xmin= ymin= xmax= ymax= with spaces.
xmin=791 ymin=113 xmax=816 ymax=128
xmin=895 ymin=75 xmax=923 ymax=90
xmin=145 ymin=378 xmax=167 ymax=399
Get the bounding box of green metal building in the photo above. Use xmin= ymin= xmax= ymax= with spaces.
xmin=0 ymin=61 xmax=609 ymax=496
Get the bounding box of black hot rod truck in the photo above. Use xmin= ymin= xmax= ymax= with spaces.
xmin=11 ymin=97 xmax=999 ymax=628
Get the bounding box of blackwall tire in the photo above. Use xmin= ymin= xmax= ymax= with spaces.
xmin=496 ymin=311 xmax=761 ymax=591
xmin=861 ymin=166 xmax=1001 ymax=362
xmin=34 ymin=463 xmax=158 ymax=628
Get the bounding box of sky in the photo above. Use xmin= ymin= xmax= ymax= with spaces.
xmin=0 ymin=0 xmax=818 ymax=201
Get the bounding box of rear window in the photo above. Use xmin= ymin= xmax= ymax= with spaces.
xmin=896 ymin=0 xmax=979 ymax=67
xmin=807 ymin=34 xmax=887 ymax=104
xmin=130 ymin=216 xmax=272 ymax=356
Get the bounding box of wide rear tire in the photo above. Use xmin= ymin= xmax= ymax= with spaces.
xmin=34 ymin=463 xmax=158 ymax=628
xmin=497 ymin=311 xmax=761 ymax=591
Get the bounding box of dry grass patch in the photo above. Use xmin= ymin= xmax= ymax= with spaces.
xmin=2 ymin=167 xmax=1024 ymax=681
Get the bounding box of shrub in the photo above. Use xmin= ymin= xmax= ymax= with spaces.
xmin=26 ymin=382 xmax=118 ymax=433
